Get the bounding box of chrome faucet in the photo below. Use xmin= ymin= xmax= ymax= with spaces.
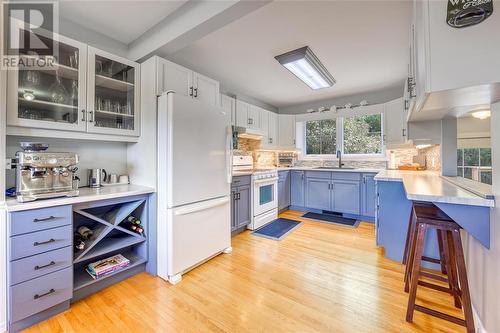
xmin=336 ymin=150 xmax=344 ymax=168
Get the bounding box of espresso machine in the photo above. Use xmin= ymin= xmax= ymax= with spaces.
xmin=15 ymin=143 xmax=79 ymax=202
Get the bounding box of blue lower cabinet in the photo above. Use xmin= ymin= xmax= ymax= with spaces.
xmin=290 ymin=171 xmax=305 ymax=207
xmin=305 ymin=177 xmax=331 ymax=210
xmin=231 ymin=176 xmax=252 ymax=232
xmin=361 ymin=174 xmax=377 ymax=218
xmin=377 ymin=180 xmax=440 ymax=267
xmin=278 ymin=171 xmax=291 ymax=211
xmin=10 ymin=267 xmax=73 ymax=323
xmin=331 ymin=180 xmax=360 ymax=215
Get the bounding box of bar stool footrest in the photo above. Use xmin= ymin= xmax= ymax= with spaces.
xmin=414 ymin=305 xmax=466 ymax=327
xmin=417 ymin=280 xmax=453 ymax=295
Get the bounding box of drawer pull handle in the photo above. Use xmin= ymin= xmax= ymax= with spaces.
xmin=34 ymin=261 xmax=56 ymax=270
xmin=33 ymin=216 xmax=56 ymax=222
xmin=33 ymin=239 xmax=55 ymax=246
xmin=34 ymin=289 xmax=55 ymax=300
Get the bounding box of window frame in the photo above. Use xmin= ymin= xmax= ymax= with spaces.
xmin=301 ymin=112 xmax=386 ymax=160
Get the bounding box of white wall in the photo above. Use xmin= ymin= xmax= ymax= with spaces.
xmin=457 ymin=116 xmax=491 ymax=149
xmin=463 ymin=102 xmax=500 ymax=333
xmin=5 ymin=137 xmax=128 ymax=188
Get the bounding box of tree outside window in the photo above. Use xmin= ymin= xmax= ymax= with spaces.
xmin=306 ymin=119 xmax=336 ymax=155
xmin=457 ymin=148 xmax=492 ymax=185
xmin=343 ymin=114 xmax=383 ymax=155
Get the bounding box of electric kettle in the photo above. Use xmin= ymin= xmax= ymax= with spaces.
xmin=88 ymin=168 xmax=107 ymax=188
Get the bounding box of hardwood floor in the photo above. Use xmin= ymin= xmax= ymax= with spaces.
xmin=24 ymin=210 xmax=466 ymax=333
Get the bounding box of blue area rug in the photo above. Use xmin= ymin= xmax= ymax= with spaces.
xmin=252 ymin=218 xmax=302 ymax=241
xmin=302 ymin=212 xmax=359 ymax=227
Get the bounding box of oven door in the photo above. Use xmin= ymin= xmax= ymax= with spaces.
xmin=253 ymin=177 xmax=278 ymax=216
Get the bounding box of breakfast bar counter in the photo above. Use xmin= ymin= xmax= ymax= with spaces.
xmin=374 ymin=170 xmax=495 ymax=265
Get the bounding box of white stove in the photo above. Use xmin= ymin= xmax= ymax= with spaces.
xmin=232 ymin=156 xmax=278 ymax=230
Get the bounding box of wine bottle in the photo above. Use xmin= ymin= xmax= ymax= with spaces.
xmin=126 ymin=215 xmax=141 ymax=225
xmin=77 ymin=226 xmax=93 ymax=240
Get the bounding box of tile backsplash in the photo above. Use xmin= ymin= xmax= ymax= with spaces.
xmin=388 ymin=145 xmax=441 ymax=171
xmin=234 ymin=138 xmax=441 ymax=171
xmin=294 ymin=159 xmax=387 ymax=169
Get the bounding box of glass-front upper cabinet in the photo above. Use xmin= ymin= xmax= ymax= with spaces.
xmin=7 ymin=31 xmax=88 ymax=132
xmin=86 ymin=47 xmax=140 ymax=136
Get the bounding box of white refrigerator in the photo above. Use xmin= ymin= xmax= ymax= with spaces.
xmin=157 ymin=91 xmax=233 ymax=284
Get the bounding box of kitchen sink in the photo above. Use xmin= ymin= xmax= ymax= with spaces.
xmin=314 ymin=166 xmax=356 ymax=170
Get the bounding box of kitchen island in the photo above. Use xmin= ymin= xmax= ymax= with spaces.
xmin=374 ymin=170 xmax=494 ymax=266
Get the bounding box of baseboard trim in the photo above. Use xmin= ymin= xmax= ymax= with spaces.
xmin=472 ymin=304 xmax=487 ymax=333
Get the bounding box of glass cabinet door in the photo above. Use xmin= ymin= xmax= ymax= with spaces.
xmin=7 ymin=31 xmax=87 ymax=132
xmin=87 ymin=47 xmax=140 ymax=136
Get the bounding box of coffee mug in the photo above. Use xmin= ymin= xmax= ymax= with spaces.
xmin=108 ymin=174 xmax=118 ymax=184
xmin=119 ymin=175 xmax=129 ymax=184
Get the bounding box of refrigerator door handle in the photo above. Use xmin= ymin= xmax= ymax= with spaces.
xmin=226 ymin=125 xmax=233 ymax=184
xmin=174 ymin=197 xmax=230 ymax=216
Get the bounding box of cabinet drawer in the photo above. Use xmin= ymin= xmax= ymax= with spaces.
xmin=10 ymin=267 xmax=72 ymax=322
xmin=305 ymin=171 xmax=331 ymax=179
xmin=10 ymin=206 xmax=72 ymax=236
xmin=232 ymin=175 xmax=251 ymax=187
xmin=10 ymin=226 xmax=72 ymax=261
xmin=10 ymin=246 xmax=72 ymax=286
xmin=331 ymin=172 xmax=361 ymax=181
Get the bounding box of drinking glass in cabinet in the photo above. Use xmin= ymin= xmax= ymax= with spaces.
xmin=16 ymin=32 xmax=81 ymax=125
xmin=93 ymin=54 xmax=135 ymax=131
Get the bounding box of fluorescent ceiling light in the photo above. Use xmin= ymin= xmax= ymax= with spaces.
xmin=471 ymin=110 xmax=491 ymax=119
xmin=275 ymin=46 xmax=335 ymax=90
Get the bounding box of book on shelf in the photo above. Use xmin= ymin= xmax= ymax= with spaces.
xmin=86 ymin=254 xmax=130 ymax=279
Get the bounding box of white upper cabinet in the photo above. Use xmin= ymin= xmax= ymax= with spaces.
xmin=221 ymin=94 xmax=236 ymax=126
xmin=156 ymin=57 xmax=220 ymax=107
xmin=278 ymin=114 xmax=296 ymax=148
xmin=384 ymin=97 xmax=407 ymax=145
xmin=193 ymin=72 xmax=220 ymax=106
xmin=410 ymin=0 xmax=500 ymax=114
xmin=7 ymin=33 xmax=88 ymax=133
xmin=87 ymin=47 xmax=141 ymax=137
xmin=247 ymin=104 xmax=261 ymax=130
xmin=267 ymin=111 xmax=278 ymax=147
xmin=157 ymin=59 xmax=192 ymax=97
xmin=7 ymin=31 xmax=140 ymax=139
xmin=235 ymin=100 xmax=249 ymax=128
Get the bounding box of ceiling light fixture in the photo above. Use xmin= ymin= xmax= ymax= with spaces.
xmin=471 ymin=109 xmax=491 ymax=120
xmin=275 ymin=46 xmax=335 ymax=90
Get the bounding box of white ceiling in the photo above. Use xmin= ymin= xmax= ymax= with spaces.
xmin=168 ymin=0 xmax=411 ymax=108
xmin=59 ymin=0 xmax=188 ymax=44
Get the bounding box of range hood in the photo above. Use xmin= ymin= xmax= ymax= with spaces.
xmin=234 ymin=126 xmax=264 ymax=140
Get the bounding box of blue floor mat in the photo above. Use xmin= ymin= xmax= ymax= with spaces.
xmin=302 ymin=212 xmax=359 ymax=227
xmin=252 ymin=218 xmax=302 ymax=241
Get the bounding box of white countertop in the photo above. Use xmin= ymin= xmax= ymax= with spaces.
xmin=232 ymin=167 xmax=382 ymax=177
xmin=375 ymin=170 xmax=495 ymax=208
xmin=4 ymin=184 xmax=155 ymax=212
xmin=278 ymin=166 xmax=382 ymax=173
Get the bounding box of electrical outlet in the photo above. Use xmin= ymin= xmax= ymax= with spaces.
xmin=5 ymin=158 xmax=16 ymax=170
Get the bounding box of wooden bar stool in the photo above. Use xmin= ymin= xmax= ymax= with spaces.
xmin=403 ymin=202 xmax=452 ymax=292
xmin=404 ymin=203 xmax=475 ymax=333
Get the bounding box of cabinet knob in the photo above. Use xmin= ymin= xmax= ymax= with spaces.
xmin=88 ymin=111 xmax=94 ymax=122
xmin=193 ymin=88 xmax=198 ymax=98
xmin=189 ymin=87 xmax=193 ymax=96
xmin=81 ymin=109 xmax=86 ymax=122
